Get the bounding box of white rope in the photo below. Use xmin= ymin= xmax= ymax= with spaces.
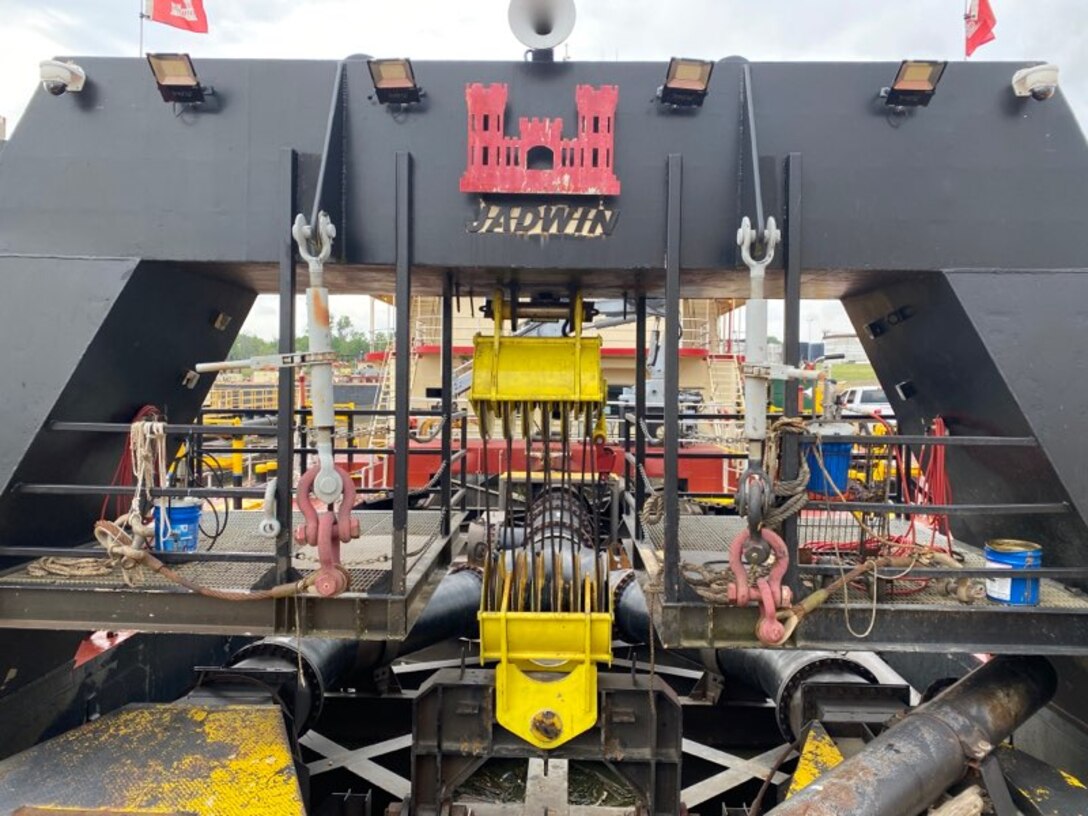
xmin=129 ymin=420 xmax=170 ymax=544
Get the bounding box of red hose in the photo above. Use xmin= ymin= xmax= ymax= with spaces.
xmin=799 ymin=416 xmax=955 ymax=593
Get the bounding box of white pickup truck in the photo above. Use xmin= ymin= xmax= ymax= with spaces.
xmin=838 ymin=385 xmax=894 ymax=418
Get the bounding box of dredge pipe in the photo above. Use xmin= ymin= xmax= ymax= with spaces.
xmin=767 ymin=655 xmax=1057 ymax=816
xmin=227 ymin=636 xmax=361 ymax=734
xmin=221 ymin=568 xmax=483 ymax=735
xmin=399 ymin=566 xmax=483 ymax=655
xmin=714 ymin=649 xmax=878 ymax=742
xmin=611 ymin=570 xmax=652 ymax=645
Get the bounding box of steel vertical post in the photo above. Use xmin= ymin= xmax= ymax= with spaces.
xmin=782 ymin=153 xmax=803 ymax=594
xmin=664 ymin=154 xmax=682 ymax=602
xmin=635 ymin=295 xmax=647 ymax=541
xmin=441 ymin=270 xmax=453 ymax=537
xmin=392 ymin=151 xmax=413 ymax=595
xmin=275 ymin=149 xmax=298 ymax=587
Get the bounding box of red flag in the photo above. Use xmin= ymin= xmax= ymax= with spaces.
xmin=965 ymin=0 xmax=996 ymax=57
xmin=144 ymin=0 xmax=209 ymax=34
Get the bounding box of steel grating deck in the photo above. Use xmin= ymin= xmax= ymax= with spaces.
xmin=643 ymin=511 xmax=1088 ymax=653
xmin=0 ymin=510 xmax=459 ymax=639
xmin=0 ymin=510 xmax=445 ymax=594
xmin=646 ymin=514 xmax=1088 ymax=611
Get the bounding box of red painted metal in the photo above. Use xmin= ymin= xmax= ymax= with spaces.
xmin=377 ymin=439 xmax=732 ymax=495
xmin=726 ymin=527 xmax=792 ymax=646
xmin=73 ymin=630 xmax=136 ymax=668
xmin=295 ymin=465 xmax=359 ymax=597
xmin=460 ymin=83 xmax=621 ymax=196
xmin=594 ymin=443 xmax=618 ymax=477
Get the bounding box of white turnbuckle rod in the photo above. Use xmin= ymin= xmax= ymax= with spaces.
xmin=293 ymin=211 xmax=342 ymax=505
xmin=737 ymin=215 xmax=780 ymax=466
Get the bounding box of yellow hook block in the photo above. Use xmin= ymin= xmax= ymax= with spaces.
xmin=479 ymin=574 xmax=613 ymax=750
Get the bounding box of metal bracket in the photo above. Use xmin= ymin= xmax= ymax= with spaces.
xmin=737 ymin=215 xmax=781 ymax=276
xmin=978 ymin=753 xmax=1019 ymax=816
xmin=293 ymin=211 xmax=336 ymax=272
xmin=194 ymin=350 xmax=338 ymax=375
xmin=409 ymin=668 xmax=682 ymax=816
xmin=744 ymin=362 xmax=823 ymax=384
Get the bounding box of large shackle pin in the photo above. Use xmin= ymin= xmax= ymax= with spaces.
xmin=509 ymin=0 xmax=576 ymax=53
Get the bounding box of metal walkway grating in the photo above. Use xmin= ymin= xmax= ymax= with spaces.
xmin=0 ymin=510 xmax=445 ymax=595
xmin=647 ymin=513 xmax=1088 ymax=612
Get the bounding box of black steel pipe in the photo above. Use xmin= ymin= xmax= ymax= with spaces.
xmin=611 ymin=570 xmax=651 ymax=645
xmin=714 ymin=649 xmax=877 ymax=742
xmin=768 ymin=655 xmax=1057 ymax=816
xmin=226 ymin=636 xmax=362 ymax=734
xmin=398 ymin=566 xmax=483 ymax=656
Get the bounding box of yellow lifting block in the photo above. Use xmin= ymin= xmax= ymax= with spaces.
xmin=470 ymin=291 xmax=605 ymax=420
xmin=479 ymin=574 xmax=613 ymax=750
xmin=471 ymin=334 xmax=605 ymax=407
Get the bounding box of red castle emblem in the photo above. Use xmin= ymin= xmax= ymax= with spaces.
xmin=459 ymin=83 xmax=620 ymax=197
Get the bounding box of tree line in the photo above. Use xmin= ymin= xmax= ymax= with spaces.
xmin=229 ymin=315 xmax=392 ymax=362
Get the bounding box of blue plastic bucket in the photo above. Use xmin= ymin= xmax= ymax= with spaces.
xmin=804 ymin=441 xmax=852 ymax=494
xmin=984 ymin=539 xmax=1041 ymax=606
xmin=153 ymin=499 xmax=202 ymax=552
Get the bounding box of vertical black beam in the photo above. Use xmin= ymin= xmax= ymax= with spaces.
xmin=664 ymin=154 xmax=682 ymax=603
xmin=441 ymin=270 xmax=453 ymax=537
xmin=275 ymin=148 xmax=298 ymax=586
xmin=392 ymin=151 xmax=413 ymax=595
xmin=635 ymin=295 xmax=647 ymax=542
xmin=346 ymin=412 xmax=355 ymax=473
xmin=459 ymin=401 xmax=468 ymax=516
xmin=782 ymin=153 xmax=803 ymax=594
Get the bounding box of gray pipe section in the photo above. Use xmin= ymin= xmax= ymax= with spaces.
xmin=714 ymin=649 xmax=878 ymax=742
xmin=767 ymin=655 xmax=1057 ymax=816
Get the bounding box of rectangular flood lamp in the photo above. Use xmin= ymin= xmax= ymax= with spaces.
xmin=147 ymin=53 xmax=205 ymax=105
xmin=884 ymin=60 xmax=947 ymax=108
xmin=368 ymin=58 xmax=422 ymax=105
xmin=659 ymin=58 xmax=714 ymax=107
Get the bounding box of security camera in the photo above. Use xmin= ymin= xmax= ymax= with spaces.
xmin=1011 ymin=64 xmax=1059 ymax=101
xmin=39 ymin=60 xmax=86 ymax=96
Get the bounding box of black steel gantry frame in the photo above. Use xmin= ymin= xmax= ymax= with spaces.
xmin=0 ymin=140 xmax=465 ymax=640
xmin=620 ymin=74 xmax=1088 ymax=654
xmin=3 ymin=66 xmax=1088 ymax=653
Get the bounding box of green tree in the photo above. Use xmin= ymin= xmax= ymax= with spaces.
xmin=229 ymin=317 xmax=385 ymax=365
xmin=228 ymin=332 xmax=276 ymax=361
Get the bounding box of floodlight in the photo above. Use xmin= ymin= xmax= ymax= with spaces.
xmin=368 ymin=59 xmax=423 ymax=105
xmin=882 ymin=60 xmax=947 ymax=108
xmin=657 ymin=58 xmax=714 ymax=107
xmin=147 ymin=53 xmax=211 ymax=105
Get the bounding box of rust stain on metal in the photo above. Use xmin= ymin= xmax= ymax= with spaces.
xmin=529 ymin=709 xmax=563 ymax=743
xmin=603 ymin=736 xmax=625 ymax=761
xmin=458 ymin=737 xmax=487 ymax=756
xmin=312 ymin=295 xmax=330 ymax=328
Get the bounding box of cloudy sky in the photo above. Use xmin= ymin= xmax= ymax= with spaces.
xmin=2 ymin=1 xmax=1085 ymax=341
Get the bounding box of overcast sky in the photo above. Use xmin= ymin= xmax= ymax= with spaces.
xmin=2 ymin=1 xmax=1085 ymax=341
